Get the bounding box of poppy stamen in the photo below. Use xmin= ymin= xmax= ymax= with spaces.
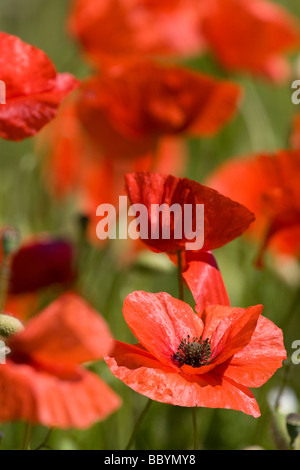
xmin=173 ymin=335 xmax=211 ymax=368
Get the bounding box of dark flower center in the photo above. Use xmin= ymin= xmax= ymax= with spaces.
xmin=173 ymin=335 xmax=211 ymax=368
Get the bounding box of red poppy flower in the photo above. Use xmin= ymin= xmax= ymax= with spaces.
xmin=78 ymin=61 xmax=241 ymax=158
xmin=124 ymin=172 xmax=255 ymax=254
xmin=206 ymin=150 xmax=300 ymax=264
xmin=0 ymin=293 xmax=121 ymax=428
xmin=200 ymin=0 xmax=300 ymax=83
xmin=105 ymin=291 xmax=286 ymax=416
xmin=68 ymin=0 xmax=203 ymax=65
xmin=0 ymin=33 xmax=79 ymax=141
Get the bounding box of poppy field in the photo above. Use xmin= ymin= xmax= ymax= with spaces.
xmin=1 ymin=0 xmax=300 ymax=452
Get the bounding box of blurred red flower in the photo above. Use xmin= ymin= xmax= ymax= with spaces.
xmin=77 ymin=61 xmax=241 ymax=158
xmin=125 ymin=172 xmax=255 ymax=254
xmin=105 ymin=291 xmax=286 ymax=416
xmin=68 ymin=0 xmax=299 ymax=83
xmin=207 ymin=150 xmax=300 ymax=265
xmin=68 ymin=0 xmax=203 ymax=65
xmin=36 ymin=97 xmax=188 ymax=261
xmin=200 ymin=0 xmax=300 ymax=83
xmin=0 ymin=33 xmax=79 ymax=141
xmin=0 ymin=293 xmax=121 ymax=429
xmin=0 ymin=233 xmax=76 ymax=320
xmin=7 ymin=236 xmax=75 ymax=295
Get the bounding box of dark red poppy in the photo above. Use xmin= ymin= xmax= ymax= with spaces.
xmin=0 ymin=293 xmax=121 ymax=428
xmin=68 ymin=0 xmax=203 ymax=65
xmin=124 ymin=172 xmax=255 ymax=254
xmin=77 ymin=61 xmax=241 ymax=158
xmin=5 ymin=236 xmax=76 ymax=295
xmin=206 ymin=150 xmax=300 ymax=264
xmin=105 ymin=291 xmax=286 ymax=416
xmin=200 ymin=0 xmax=300 ymax=83
xmin=0 ymin=33 xmax=79 ymax=141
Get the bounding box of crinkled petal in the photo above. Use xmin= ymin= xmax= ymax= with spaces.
xmin=221 ymin=316 xmax=287 ymax=387
xmin=105 ymin=341 xmax=260 ymax=416
xmin=125 ymin=172 xmax=255 ymax=253
xmin=0 ymin=33 xmax=79 ymax=141
xmin=207 ymin=304 xmax=264 ymax=364
xmin=0 ymin=73 xmax=79 ymax=141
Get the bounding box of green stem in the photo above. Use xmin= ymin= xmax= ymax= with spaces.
xmin=192 ymin=408 xmax=199 ymax=450
xmin=21 ymin=422 xmax=33 ymax=450
xmin=34 ymin=428 xmax=53 ymax=450
xmin=125 ymin=399 xmax=152 ymax=450
xmin=274 ymin=360 xmax=291 ymax=413
xmin=0 ymin=253 xmax=11 ymax=313
xmin=280 ymin=285 xmax=300 ymax=333
xmin=177 ymin=250 xmax=184 ymax=301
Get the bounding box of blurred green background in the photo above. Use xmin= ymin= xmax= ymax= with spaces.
xmin=0 ymin=0 xmax=300 ymax=450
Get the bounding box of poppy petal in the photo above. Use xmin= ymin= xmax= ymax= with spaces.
xmin=207 ymin=150 xmax=300 ymax=261
xmin=182 ymin=251 xmax=230 ymax=313
xmin=125 ymin=172 xmax=255 ymax=253
xmin=68 ymin=0 xmax=203 ymax=61
xmin=0 ymin=361 xmax=121 ymax=429
xmin=201 ymin=0 xmax=300 ymax=82
xmin=221 ymin=316 xmax=287 ymax=387
xmin=123 ymin=291 xmax=203 ymax=368
xmin=10 ymin=293 xmax=113 ymax=364
xmin=208 ymin=304 xmax=264 ymax=364
xmin=0 ymin=33 xmax=79 ymax=141
xmin=105 ymin=340 xmax=260 ymax=416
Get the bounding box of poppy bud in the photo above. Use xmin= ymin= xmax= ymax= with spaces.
xmin=1 ymin=228 xmax=20 ymax=256
xmin=286 ymin=413 xmax=300 ymax=447
xmin=0 ymin=313 xmax=24 ymax=340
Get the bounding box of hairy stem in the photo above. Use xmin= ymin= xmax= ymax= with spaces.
xmin=192 ymin=408 xmax=199 ymax=450
xmin=177 ymin=250 xmax=184 ymax=301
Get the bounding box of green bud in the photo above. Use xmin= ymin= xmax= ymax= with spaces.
xmin=286 ymin=413 xmax=300 ymax=447
xmin=0 ymin=313 xmax=24 ymax=340
xmin=1 ymin=228 xmax=20 ymax=256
